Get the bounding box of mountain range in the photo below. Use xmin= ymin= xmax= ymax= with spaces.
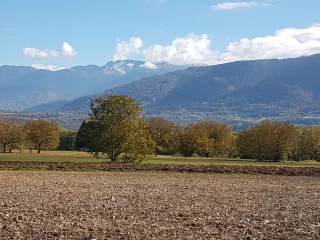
xmin=55 ymin=54 xmax=320 ymax=129
xmin=1 ymin=54 xmax=320 ymax=131
xmin=0 ymin=60 xmax=187 ymax=111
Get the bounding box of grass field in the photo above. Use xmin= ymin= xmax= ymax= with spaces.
xmin=0 ymin=151 xmax=105 ymax=163
xmin=0 ymin=171 xmax=319 ymax=239
xmin=0 ymin=150 xmax=320 ymax=168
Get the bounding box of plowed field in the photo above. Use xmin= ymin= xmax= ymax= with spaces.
xmin=0 ymin=171 xmax=319 ymax=239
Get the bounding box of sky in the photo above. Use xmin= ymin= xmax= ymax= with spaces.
xmin=1 ymin=0 xmax=320 ymax=70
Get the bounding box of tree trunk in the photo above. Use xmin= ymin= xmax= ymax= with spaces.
xmin=38 ymin=143 xmax=41 ymax=154
xmin=29 ymin=149 xmax=32 ymax=153
xmin=3 ymin=143 xmax=6 ymax=153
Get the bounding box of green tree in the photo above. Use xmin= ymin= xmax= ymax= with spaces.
xmin=75 ymin=120 xmax=100 ymax=153
xmin=88 ymin=95 xmax=154 ymax=161
xmin=75 ymin=121 xmax=88 ymax=150
xmin=24 ymin=119 xmax=60 ymax=153
xmin=75 ymin=120 xmax=86 ymax=150
xmin=147 ymin=117 xmax=180 ymax=155
xmin=58 ymin=129 xmax=77 ymax=151
xmin=0 ymin=116 xmax=24 ymax=153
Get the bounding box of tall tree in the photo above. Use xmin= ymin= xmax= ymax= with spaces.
xmin=88 ymin=95 xmax=154 ymax=161
xmin=75 ymin=121 xmax=88 ymax=150
xmin=147 ymin=117 xmax=180 ymax=155
xmin=24 ymin=119 xmax=60 ymax=153
xmin=179 ymin=123 xmax=213 ymax=157
xmin=58 ymin=129 xmax=77 ymax=151
xmin=199 ymin=121 xmax=236 ymax=157
xmin=75 ymin=120 xmax=99 ymax=153
xmin=0 ymin=116 xmax=24 ymax=153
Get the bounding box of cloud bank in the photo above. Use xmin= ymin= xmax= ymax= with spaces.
xmin=114 ymin=25 xmax=320 ymax=66
xmin=23 ymin=42 xmax=76 ymax=59
xmin=221 ymin=24 xmax=320 ymax=62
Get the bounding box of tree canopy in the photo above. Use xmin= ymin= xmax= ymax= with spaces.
xmin=0 ymin=116 xmax=24 ymax=153
xmin=87 ymin=95 xmax=154 ymax=161
xmin=179 ymin=121 xmax=235 ymax=158
xmin=24 ymin=119 xmax=60 ymax=153
xmin=58 ymin=129 xmax=77 ymax=151
xmin=237 ymin=121 xmax=298 ymax=161
xmin=147 ymin=117 xmax=180 ymax=155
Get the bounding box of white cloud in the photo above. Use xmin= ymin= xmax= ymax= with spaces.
xmin=112 ymin=62 xmax=126 ymax=74
xmin=142 ymin=34 xmax=216 ymax=65
xmin=133 ymin=25 xmax=320 ymax=66
xmin=23 ymin=48 xmax=58 ymax=58
xmin=31 ymin=64 xmax=65 ymax=71
xmin=140 ymin=61 xmax=158 ymax=70
xmin=127 ymin=63 xmax=134 ymax=69
xmin=221 ymin=24 xmax=320 ymax=62
xmin=23 ymin=42 xmax=76 ymax=59
xmin=212 ymin=2 xmax=269 ymax=11
xmin=60 ymin=42 xmax=76 ymax=57
xmin=112 ymin=37 xmax=143 ymax=61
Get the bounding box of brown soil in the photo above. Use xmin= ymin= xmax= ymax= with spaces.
xmin=1 ymin=161 xmax=320 ymax=176
xmin=0 ymin=171 xmax=319 ymax=239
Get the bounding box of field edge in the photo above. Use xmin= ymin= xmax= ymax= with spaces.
xmin=0 ymin=161 xmax=320 ymax=176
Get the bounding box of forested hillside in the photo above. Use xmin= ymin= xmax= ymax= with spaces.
xmin=59 ymin=54 xmax=320 ymax=130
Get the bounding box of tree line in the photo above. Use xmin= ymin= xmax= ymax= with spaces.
xmin=2 ymin=94 xmax=320 ymax=162
xmin=75 ymin=95 xmax=320 ymax=162
xmin=148 ymin=118 xmax=320 ymax=162
xmin=0 ymin=117 xmax=76 ymax=153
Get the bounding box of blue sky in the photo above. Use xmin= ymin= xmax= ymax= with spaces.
xmin=1 ymin=0 xmax=320 ymax=70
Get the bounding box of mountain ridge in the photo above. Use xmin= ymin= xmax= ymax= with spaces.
xmin=0 ymin=60 xmax=187 ymax=111
xmin=57 ymin=54 xmax=320 ymax=129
